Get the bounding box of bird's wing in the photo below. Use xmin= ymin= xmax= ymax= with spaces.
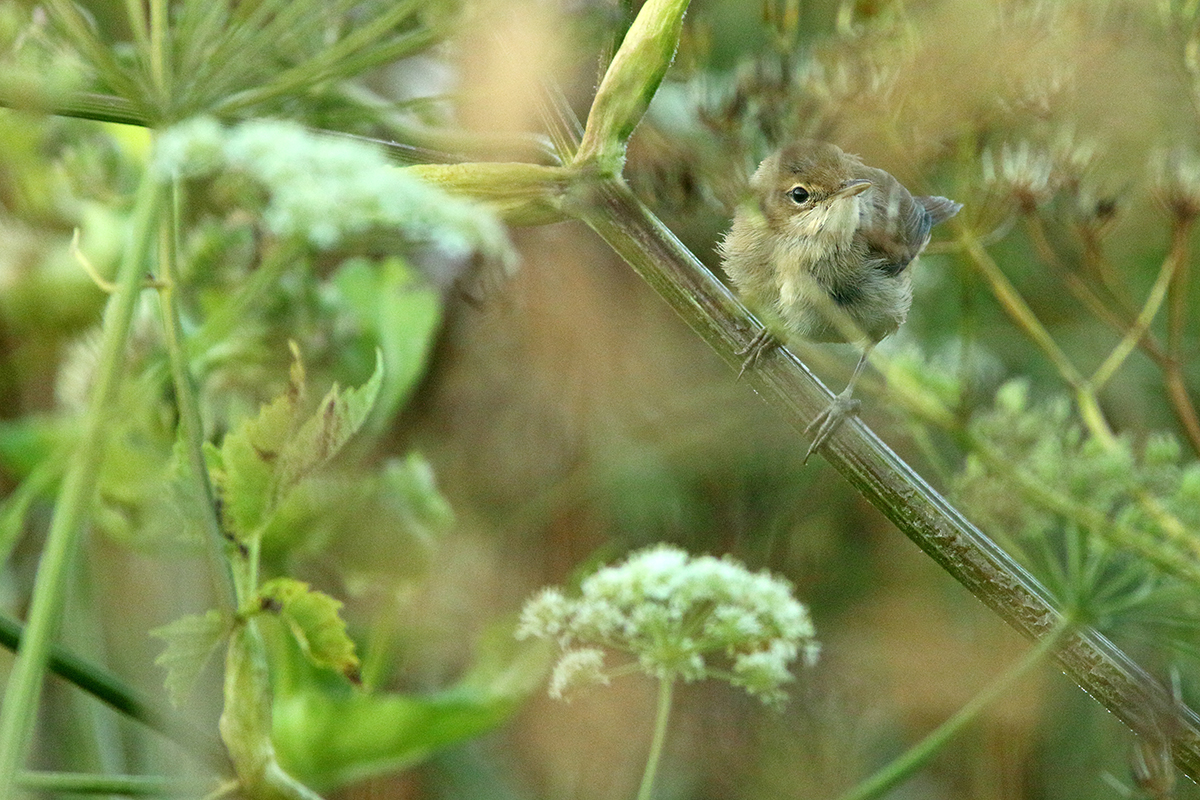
xmin=917 ymin=195 xmax=963 ymax=226
xmin=859 ymin=179 xmax=934 ymax=276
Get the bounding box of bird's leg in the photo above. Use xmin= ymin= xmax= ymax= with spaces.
xmin=803 ymin=347 xmax=871 ymax=463
xmin=737 ymin=326 xmax=782 ymax=378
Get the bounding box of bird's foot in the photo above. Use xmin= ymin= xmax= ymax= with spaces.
xmin=736 ymin=327 xmax=781 ymax=378
xmin=802 ymin=390 xmax=861 ymax=464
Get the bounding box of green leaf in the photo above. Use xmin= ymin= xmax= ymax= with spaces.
xmin=212 ymin=346 xmax=383 ymax=542
xmin=272 ymin=349 xmax=384 ymax=503
xmin=259 ymin=578 xmax=360 ymax=682
xmin=274 ymin=687 xmax=518 ymax=790
xmin=213 ymin=358 xmax=305 ymax=539
xmin=260 ymin=454 xmax=451 ymax=581
xmin=331 ymin=257 xmax=441 ymax=432
xmin=271 ymin=619 xmax=551 ymax=790
xmin=150 ymin=609 xmax=234 ymax=707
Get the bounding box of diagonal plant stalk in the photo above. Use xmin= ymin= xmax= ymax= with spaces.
xmin=567 ymin=177 xmax=1200 ymax=781
xmin=0 ymin=169 xmax=166 ymax=795
xmin=0 ymin=612 xmax=225 ymax=765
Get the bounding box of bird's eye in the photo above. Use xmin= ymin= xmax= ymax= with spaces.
xmin=788 ymin=186 xmax=810 ymax=204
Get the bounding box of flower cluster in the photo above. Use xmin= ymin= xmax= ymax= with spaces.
xmin=517 ymin=545 xmax=818 ymax=705
xmin=153 ymin=117 xmax=515 ymax=262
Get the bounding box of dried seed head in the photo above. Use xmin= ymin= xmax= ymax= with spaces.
xmin=1153 ymin=147 xmax=1200 ymax=223
xmin=982 ymin=141 xmax=1057 ymax=213
xmin=1050 ymin=133 xmax=1098 ymax=192
xmin=1069 ymin=182 xmax=1119 ymax=237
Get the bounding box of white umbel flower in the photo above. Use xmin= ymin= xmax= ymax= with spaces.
xmin=517 ymin=544 xmax=818 ymax=705
xmin=154 ymin=118 xmax=514 ymax=261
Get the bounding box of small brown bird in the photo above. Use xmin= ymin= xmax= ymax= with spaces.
xmin=719 ymin=140 xmax=961 ymax=461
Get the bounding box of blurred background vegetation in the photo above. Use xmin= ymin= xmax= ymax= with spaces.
xmin=2 ymin=0 xmax=1200 ymax=797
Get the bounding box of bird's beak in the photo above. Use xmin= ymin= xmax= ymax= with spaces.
xmin=832 ymin=179 xmax=872 ymax=199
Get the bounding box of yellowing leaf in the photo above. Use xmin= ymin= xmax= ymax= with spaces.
xmin=211 ymin=346 xmax=382 ymax=543
xmin=273 ymin=350 xmax=383 ymax=497
xmin=212 ymin=362 xmax=304 ymax=539
xmin=259 ymin=578 xmax=360 ymax=682
xmin=150 ymin=609 xmax=234 ymax=707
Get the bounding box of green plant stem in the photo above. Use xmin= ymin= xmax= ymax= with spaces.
xmin=1167 ymin=219 xmax=1193 ymax=365
xmin=836 ymin=622 xmax=1071 ymax=800
xmin=122 ymin=0 xmax=152 ymax=75
xmin=568 ymin=177 xmax=1200 ymax=781
xmin=960 ymin=231 xmax=1084 ymax=383
xmin=1090 ymin=241 xmax=1180 ymax=391
xmin=1163 ymin=218 xmax=1200 ymax=454
xmin=0 ymin=613 xmax=226 ymax=766
xmin=0 ymin=170 xmax=165 ymax=795
xmin=637 ymin=677 xmax=675 ymax=800
xmin=958 ymin=231 xmax=1116 ymax=446
xmin=18 ymin=771 xmax=208 ymax=796
xmin=156 ymin=181 xmax=237 ymax=607
xmin=1025 ymin=213 xmax=1139 ymax=334
xmin=1028 ymin=210 xmax=1200 ymax=452
xmin=220 ymin=621 xmax=324 ymax=800
xmin=0 ymin=459 xmax=57 ymax=572
xmin=148 ymin=0 xmax=170 ymax=105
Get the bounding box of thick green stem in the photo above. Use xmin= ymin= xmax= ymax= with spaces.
xmin=0 ymin=170 xmax=165 ymax=793
xmin=637 ymin=678 xmax=675 ymax=800
xmin=836 ymin=622 xmax=1071 ymax=800
xmin=220 ymin=621 xmax=324 ymax=800
xmin=569 ymin=177 xmax=1200 ymax=781
xmin=148 ymin=0 xmax=170 ymax=105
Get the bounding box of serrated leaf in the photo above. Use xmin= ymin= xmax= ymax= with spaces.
xmin=211 ymin=347 xmax=382 ymax=543
xmin=259 ymin=578 xmax=360 ymax=681
xmin=213 ymin=364 xmax=304 ymax=539
xmin=150 ymin=609 xmax=233 ymax=707
xmin=273 ymin=350 xmax=383 ymax=498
